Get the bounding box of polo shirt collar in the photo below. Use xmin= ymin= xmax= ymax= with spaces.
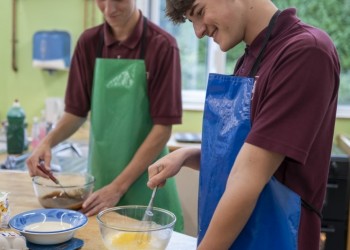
xmin=248 ymin=8 xmax=300 ymax=58
xmin=103 ymin=10 xmax=144 ymax=49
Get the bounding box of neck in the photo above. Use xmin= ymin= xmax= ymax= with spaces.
xmin=112 ymin=10 xmax=140 ymax=42
xmin=244 ymin=1 xmax=278 ymax=45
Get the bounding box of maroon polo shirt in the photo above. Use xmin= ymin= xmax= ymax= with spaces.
xmin=64 ymin=12 xmax=182 ymax=125
xmin=236 ymin=8 xmax=340 ymax=250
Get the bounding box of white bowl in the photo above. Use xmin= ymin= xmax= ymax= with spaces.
xmin=9 ymin=208 xmax=88 ymax=245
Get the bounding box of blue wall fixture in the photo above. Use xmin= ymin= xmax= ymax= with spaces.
xmin=32 ymin=31 xmax=71 ymax=70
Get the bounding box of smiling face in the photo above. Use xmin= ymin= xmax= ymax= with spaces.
xmin=95 ymin=0 xmax=138 ymax=30
xmin=185 ymin=0 xmax=247 ymax=52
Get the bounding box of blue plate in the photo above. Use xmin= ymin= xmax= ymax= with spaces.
xmin=26 ymin=237 xmax=84 ymax=250
xmin=9 ymin=208 xmax=88 ymax=245
xmin=9 ymin=208 xmax=87 ymax=233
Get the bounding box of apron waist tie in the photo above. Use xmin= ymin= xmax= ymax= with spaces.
xmin=301 ymin=198 xmax=322 ymax=219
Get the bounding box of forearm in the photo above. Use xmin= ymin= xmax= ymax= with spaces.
xmin=43 ymin=112 xmax=86 ymax=148
xmin=111 ymin=124 xmax=172 ymax=195
xmin=198 ymin=177 xmax=260 ymax=249
xmin=178 ymin=147 xmax=201 ymax=170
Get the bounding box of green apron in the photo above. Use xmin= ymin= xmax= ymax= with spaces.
xmin=88 ymin=19 xmax=184 ymax=232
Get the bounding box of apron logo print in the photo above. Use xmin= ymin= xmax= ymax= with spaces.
xmin=206 ymin=83 xmax=252 ymax=136
xmin=207 ymin=97 xmax=239 ymax=135
xmin=107 ymin=71 xmax=133 ymax=88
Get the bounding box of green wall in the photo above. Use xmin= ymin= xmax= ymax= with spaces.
xmin=0 ymin=1 xmax=349 ymax=141
xmin=0 ymin=0 xmax=96 ymax=123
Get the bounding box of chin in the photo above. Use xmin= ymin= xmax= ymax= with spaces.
xmin=215 ymin=39 xmax=231 ymax=52
xmin=219 ymin=43 xmax=230 ymax=52
xmin=221 ymin=40 xmax=241 ymax=52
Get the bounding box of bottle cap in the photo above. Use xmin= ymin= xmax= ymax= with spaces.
xmin=12 ymin=99 xmax=21 ymax=107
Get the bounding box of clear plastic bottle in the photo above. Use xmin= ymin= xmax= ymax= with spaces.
xmin=38 ymin=110 xmax=47 ymax=141
xmin=6 ymin=99 xmax=26 ymax=154
xmin=31 ymin=117 xmax=40 ymax=149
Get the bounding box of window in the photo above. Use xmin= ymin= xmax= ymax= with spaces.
xmin=139 ymin=1 xmax=350 ymax=117
xmin=144 ymin=0 xmax=209 ymax=110
xmin=272 ymin=0 xmax=350 ymax=117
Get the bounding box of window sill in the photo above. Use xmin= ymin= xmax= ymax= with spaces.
xmin=336 ymin=105 xmax=350 ymax=119
xmin=182 ymin=90 xmax=205 ymax=111
xmin=182 ymin=94 xmax=350 ymax=118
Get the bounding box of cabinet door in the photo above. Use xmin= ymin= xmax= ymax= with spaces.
xmin=321 ymin=220 xmax=346 ymax=250
xmin=322 ymin=179 xmax=348 ymax=220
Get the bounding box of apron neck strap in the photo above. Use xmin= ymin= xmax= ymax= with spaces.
xmin=139 ymin=16 xmax=147 ymax=59
xmin=248 ymin=10 xmax=281 ymax=77
xmin=97 ymin=16 xmax=148 ymax=60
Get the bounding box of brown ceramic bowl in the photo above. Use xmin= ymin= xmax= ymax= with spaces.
xmin=32 ymin=172 xmax=94 ymax=210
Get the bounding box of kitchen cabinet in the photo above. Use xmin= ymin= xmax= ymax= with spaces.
xmin=321 ymin=148 xmax=350 ymax=250
xmin=168 ymin=134 xmax=200 ymax=237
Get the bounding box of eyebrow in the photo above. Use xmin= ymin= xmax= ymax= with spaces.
xmin=189 ymin=3 xmax=199 ymax=17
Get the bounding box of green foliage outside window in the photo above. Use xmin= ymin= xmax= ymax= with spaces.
xmin=225 ymin=1 xmax=350 ymax=104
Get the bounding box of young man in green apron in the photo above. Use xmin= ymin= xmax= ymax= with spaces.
xmin=147 ymin=0 xmax=340 ymax=249
xmin=26 ymin=0 xmax=184 ymax=232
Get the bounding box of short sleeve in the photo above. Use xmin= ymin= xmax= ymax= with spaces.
xmin=247 ymin=46 xmax=339 ymax=164
xmin=147 ymin=40 xmax=182 ymax=125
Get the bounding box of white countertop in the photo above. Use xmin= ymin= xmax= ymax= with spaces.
xmin=167 ymin=231 xmax=197 ymax=249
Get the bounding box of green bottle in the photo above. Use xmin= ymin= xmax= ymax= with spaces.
xmin=6 ymin=99 xmax=26 ymax=154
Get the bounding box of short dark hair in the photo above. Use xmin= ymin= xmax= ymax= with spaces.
xmin=166 ymin=0 xmax=195 ymax=24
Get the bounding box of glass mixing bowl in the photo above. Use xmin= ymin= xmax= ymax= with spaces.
xmin=97 ymin=205 xmax=176 ymax=250
xmin=32 ymin=172 xmax=94 ymax=210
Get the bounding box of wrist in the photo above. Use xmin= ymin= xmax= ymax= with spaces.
xmin=111 ymin=179 xmax=128 ymax=198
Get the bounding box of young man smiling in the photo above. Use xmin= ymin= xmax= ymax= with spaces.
xmin=147 ymin=0 xmax=340 ymax=249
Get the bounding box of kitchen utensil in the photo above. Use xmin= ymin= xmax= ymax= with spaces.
xmin=142 ymin=186 xmax=158 ymax=222
xmin=137 ymin=186 xmax=158 ymax=244
xmin=37 ymin=160 xmax=72 ymax=198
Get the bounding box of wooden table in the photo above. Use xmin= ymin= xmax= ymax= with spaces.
xmin=0 ymin=171 xmax=105 ymax=249
xmin=0 ymin=170 xmax=197 ymax=250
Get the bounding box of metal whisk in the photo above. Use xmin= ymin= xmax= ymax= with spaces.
xmin=142 ymin=186 xmax=158 ymax=221
xmin=137 ymin=186 xmax=158 ymax=245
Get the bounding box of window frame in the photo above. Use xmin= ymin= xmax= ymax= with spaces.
xmin=142 ymin=0 xmax=226 ymax=111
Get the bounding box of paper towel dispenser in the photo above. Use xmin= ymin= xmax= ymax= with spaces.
xmin=32 ymin=30 xmax=71 ymax=70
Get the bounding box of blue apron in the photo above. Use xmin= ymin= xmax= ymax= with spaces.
xmin=198 ymin=11 xmax=301 ymax=249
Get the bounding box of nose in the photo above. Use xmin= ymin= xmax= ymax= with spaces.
xmin=193 ymin=21 xmax=207 ymax=39
xmin=104 ymin=0 xmax=116 ymax=16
